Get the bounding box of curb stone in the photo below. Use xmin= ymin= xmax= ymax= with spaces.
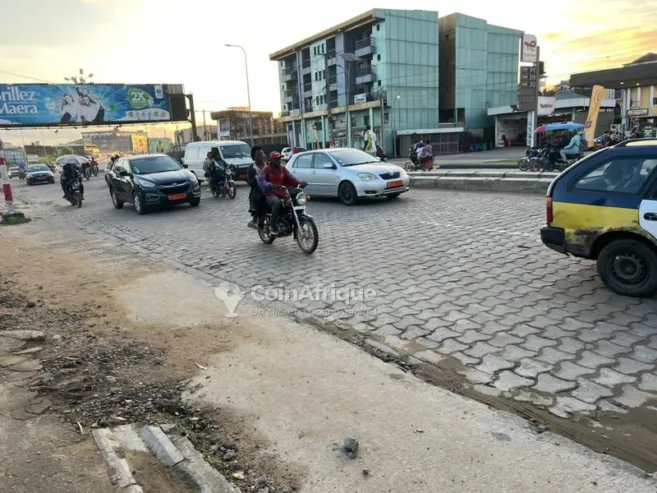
xmin=140 ymin=425 xmax=185 ymax=467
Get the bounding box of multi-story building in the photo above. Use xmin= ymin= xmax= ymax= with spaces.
xmin=571 ymin=53 xmax=657 ymax=137
xmin=270 ymin=9 xmax=442 ymax=154
xmin=439 ymin=14 xmax=521 ymax=135
xmin=81 ymin=129 xmax=148 ymax=152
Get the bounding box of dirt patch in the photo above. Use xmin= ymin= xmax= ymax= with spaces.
xmin=125 ymin=450 xmax=200 ymax=493
xmin=0 ymin=231 xmax=306 ymax=492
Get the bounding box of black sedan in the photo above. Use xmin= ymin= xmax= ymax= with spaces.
xmin=108 ymin=154 xmax=201 ymax=214
xmin=26 ymin=164 xmax=55 ymax=185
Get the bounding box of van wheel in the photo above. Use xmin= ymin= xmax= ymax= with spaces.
xmin=597 ymin=239 xmax=657 ymax=297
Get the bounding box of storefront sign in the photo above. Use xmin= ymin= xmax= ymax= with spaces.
xmin=537 ymin=96 xmax=555 ymax=116
xmin=522 ymin=34 xmax=538 ymax=63
xmin=526 ymin=111 xmax=535 ymax=147
xmin=354 ymin=93 xmax=367 ymax=104
xmin=627 ymin=108 xmax=649 ymax=117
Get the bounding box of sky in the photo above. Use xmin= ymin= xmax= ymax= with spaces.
xmin=1 ymin=0 xmax=656 ymax=146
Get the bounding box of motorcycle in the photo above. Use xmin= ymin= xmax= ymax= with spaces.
xmin=18 ymin=168 xmax=26 ymax=180
xmin=517 ymin=148 xmax=540 ymax=171
xmin=211 ymin=165 xmax=237 ymax=199
xmin=376 ymin=145 xmax=387 ymax=162
xmin=83 ymin=165 xmax=91 ymax=180
xmin=90 ymin=165 xmax=99 ymax=177
xmin=256 ymin=186 xmax=318 ymax=254
xmin=404 ymin=147 xmax=422 ymax=172
xmin=65 ymin=179 xmax=83 ymax=208
xmin=528 ymin=146 xmax=576 ymax=172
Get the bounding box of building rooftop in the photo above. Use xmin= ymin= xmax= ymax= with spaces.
xmin=269 ymin=9 xmax=378 ymax=60
xmin=627 ymin=53 xmax=657 ymax=65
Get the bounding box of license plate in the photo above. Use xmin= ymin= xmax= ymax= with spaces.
xmin=387 ymin=180 xmax=403 ymax=189
xmin=168 ymin=193 xmax=186 ymax=201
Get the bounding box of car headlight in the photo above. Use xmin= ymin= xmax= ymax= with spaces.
xmin=296 ymin=192 xmax=307 ymax=205
xmin=358 ymin=173 xmax=377 ymax=181
xmin=137 ymin=180 xmax=156 ymax=189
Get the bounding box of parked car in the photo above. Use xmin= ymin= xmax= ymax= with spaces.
xmin=281 ymin=147 xmax=308 ymax=161
xmin=107 ymin=154 xmax=201 ymax=215
xmin=104 ymin=160 xmax=116 ymax=187
xmin=287 ymin=148 xmax=410 ymax=205
xmin=182 ymin=140 xmax=252 ymax=182
xmin=8 ymin=166 xmax=20 ymax=178
xmin=26 ymin=164 xmax=55 ymax=185
xmin=541 ymin=138 xmax=657 ymax=297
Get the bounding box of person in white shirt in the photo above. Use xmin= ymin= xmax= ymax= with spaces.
xmin=363 ymin=125 xmax=377 ymax=157
xmin=60 ymin=94 xmax=79 ymax=124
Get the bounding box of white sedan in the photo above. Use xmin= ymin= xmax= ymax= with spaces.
xmin=286 ymin=148 xmax=410 ymax=205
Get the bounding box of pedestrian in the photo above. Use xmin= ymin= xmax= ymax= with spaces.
xmin=363 ymin=125 xmax=377 ymax=157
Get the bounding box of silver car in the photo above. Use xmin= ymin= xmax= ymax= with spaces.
xmin=287 ymin=148 xmax=410 ymax=205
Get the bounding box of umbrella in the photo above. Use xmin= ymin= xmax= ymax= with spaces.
xmin=56 ymin=155 xmax=89 ymax=166
xmin=535 ymin=123 xmax=584 ymax=133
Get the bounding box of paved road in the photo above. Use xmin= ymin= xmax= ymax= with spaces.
xmin=9 ymin=176 xmax=657 ymax=459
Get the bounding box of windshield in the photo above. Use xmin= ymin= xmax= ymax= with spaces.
xmin=220 ymin=144 xmax=251 ymax=159
xmin=130 ymin=156 xmax=182 ymax=175
xmin=28 ymin=165 xmax=49 ymax=172
xmin=330 ymin=149 xmax=378 ymax=167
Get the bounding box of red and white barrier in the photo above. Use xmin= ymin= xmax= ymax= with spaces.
xmin=0 ymin=141 xmax=20 ymax=217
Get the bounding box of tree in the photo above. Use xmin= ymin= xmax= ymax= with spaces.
xmin=59 ymin=147 xmax=73 ymax=156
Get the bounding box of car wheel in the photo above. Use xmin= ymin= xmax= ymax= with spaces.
xmin=597 ymin=239 xmax=657 ymax=297
xmin=111 ymin=188 xmax=124 ymax=209
xmin=189 ymin=198 xmax=200 ymax=207
xmin=133 ymin=192 xmax=146 ymax=215
xmin=338 ymin=181 xmax=358 ymax=206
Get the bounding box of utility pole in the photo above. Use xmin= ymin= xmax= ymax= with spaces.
xmin=202 ymin=110 xmax=208 ymax=140
xmin=225 ymin=44 xmax=253 ymax=145
xmin=532 ymin=46 xmax=541 ymax=148
xmin=185 ymin=94 xmax=199 ymax=142
xmin=324 ymin=53 xmax=331 ymax=149
xmin=380 ymin=93 xmax=385 ymax=152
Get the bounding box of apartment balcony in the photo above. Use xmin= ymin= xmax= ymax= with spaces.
xmin=282 ymin=67 xmax=298 ymax=82
xmin=303 ymin=82 xmax=313 ymax=97
xmin=328 ymin=74 xmax=338 ymax=91
xmin=302 ymin=58 xmax=311 ymax=75
xmin=355 ymin=38 xmax=374 ymax=58
xmin=329 ymin=99 xmax=339 ymax=109
xmin=355 ymin=65 xmax=374 ymax=85
xmin=283 ymin=88 xmax=299 ymax=103
xmin=326 ymin=49 xmax=337 ymax=66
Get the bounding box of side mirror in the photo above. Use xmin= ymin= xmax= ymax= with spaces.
xmin=182 ymin=164 xmax=189 ymax=169
xmin=323 ymin=162 xmax=336 ymax=170
xmin=119 ymin=169 xmax=129 ymax=177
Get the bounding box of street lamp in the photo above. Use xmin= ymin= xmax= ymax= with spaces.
xmin=225 ymin=44 xmax=253 ymax=146
xmin=65 ymin=68 xmax=94 ymax=85
xmin=340 ymin=53 xmax=361 ymax=148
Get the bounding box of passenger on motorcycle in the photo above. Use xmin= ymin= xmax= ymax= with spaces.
xmin=247 ymin=146 xmax=267 ymax=227
xmin=560 ymin=131 xmax=584 ymax=163
xmin=418 ymin=140 xmax=433 ymax=170
xmin=60 ymin=157 xmax=84 ymax=200
xmin=257 ymin=151 xmax=307 ymax=235
xmin=208 ymin=149 xmax=227 ymax=192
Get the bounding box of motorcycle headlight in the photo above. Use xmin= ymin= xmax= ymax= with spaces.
xmin=358 ymin=173 xmax=377 ymax=181
xmin=296 ymin=192 xmax=307 ymax=205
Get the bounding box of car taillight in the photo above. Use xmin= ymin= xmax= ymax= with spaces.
xmin=546 ymin=197 xmax=553 ymax=224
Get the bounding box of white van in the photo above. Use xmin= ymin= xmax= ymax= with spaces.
xmin=182 ymin=140 xmax=253 ymax=182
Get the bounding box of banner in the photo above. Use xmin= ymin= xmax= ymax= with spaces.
xmin=148 ymin=138 xmax=172 ymax=154
xmin=537 ymin=96 xmax=556 ymax=116
xmin=0 ymin=84 xmax=171 ymax=127
xmin=217 ymin=119 xmax=231 ymax=137
xmin=522 ymin=34 xmax=538 ymax=63
xmin=584 ymin=85 xmax=605 ymax=148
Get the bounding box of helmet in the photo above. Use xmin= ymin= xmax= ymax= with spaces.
xmin=269 ymin=151 xmax=281 ymax=161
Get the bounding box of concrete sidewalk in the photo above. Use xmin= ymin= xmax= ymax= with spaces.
xmin=389 ymin=148 xmax=525 ymax=169
xmin=410 ymin=169 xmax=558 ymax=194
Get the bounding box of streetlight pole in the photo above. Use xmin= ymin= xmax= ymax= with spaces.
xmin=225 ymin=44 xmax=253 ymax=146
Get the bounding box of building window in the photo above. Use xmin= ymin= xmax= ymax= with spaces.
xmin=377 ymin=54 xmax=381 ymax=61
xmin=315 ymin=121 xmax=323 ymax=131
xmin=378 ymin=81 xmax=381 ymax=86
xmin=315 ymin=96 xmax=319 ymax=105
xmin=313 ymin=47 xmax=316 ymax=55
xmin=376 ymin=24 xmax=380 ymax=31
xmin=654 ymin=97 xmax=657 ymax=105
xmin=384 ymin=112 xmax=389 ymax=123
xmin=364 ymin=115 xmax=370 ymax=126
xmin=322 ymin=70 xmax=326 ymax=79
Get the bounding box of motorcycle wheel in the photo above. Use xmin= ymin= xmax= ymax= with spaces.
xmin=528 ymin=159 xmax=540 ymax=172
xmin=297 ymin=217 xmax=319 ymax=254
xmin=74 ymin=191 xmax=82 ymax=208
xmin=517 ymin=158 xmax=530 ymax=171
xmin=404 ymin=161 xmax=415 ymax=172
xmin=228 ymin=184 xmax=236 ymax=199
xmin=258 ymin=216 xmax=276 ymax=245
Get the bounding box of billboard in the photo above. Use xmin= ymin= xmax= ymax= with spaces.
xmin=148 ymin=138 xmax=172 ymax=154
xmin=131 ymin=135 xmax=148 ymax=154
xmin=522 ymin=34 xmax=538 ymax=63
xmin=217 ymin=119 xmax=230 ymax=137
xmin=537 ymin=96 xmax=556 ymax=116
xmin=0 ymin=83 xmax=171 ymax=127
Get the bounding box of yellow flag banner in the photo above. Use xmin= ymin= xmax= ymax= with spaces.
xmin=584 ymin=85 xmax=605 ymax=148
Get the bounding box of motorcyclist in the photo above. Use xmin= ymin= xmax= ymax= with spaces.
xmin=247 ymin=146 xmax=267 ymax=228
xmin=560 ymin=131 xmax=583 ymax=163
xmin=206 ymin=149 xmax=227 ymax=193
xmin=257 ymin=151 xmax=307 ymax=235
xmin=60 ymin=156 xmax=84 ymax=200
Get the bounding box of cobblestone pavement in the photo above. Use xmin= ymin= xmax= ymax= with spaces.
xmin=12 ymin=179 xmax=657 ymax=424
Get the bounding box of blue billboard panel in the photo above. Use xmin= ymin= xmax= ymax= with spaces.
xmin=0 ymin=84 xmax=171 ymax=127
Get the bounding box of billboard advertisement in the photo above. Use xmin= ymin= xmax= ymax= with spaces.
xmin=131 ymin=135 xmax=148 ymax=154
xmin=537 ymin=96 xmax=556 ymax=116
xmin=217 ymin=119 xmax=231 ymax=138
xmin=148 ymin=138 xmax=173 ymax=154
xmin=0 ymin=83 xmax=171 ymax=127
